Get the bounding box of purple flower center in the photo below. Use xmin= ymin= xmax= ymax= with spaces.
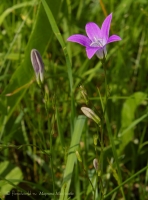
xmin=90 ymin=37 xmax=105 ymax=48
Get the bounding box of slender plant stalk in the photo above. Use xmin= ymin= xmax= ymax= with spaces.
xmin=101 ymin=60 xmax=126 ymax=200
xmin=104 ymin=165 xmax=148 ymax=198
xmin=97 ymin=126 xmax=104 ymax=199
xmin=80 ymin=162 xmax=95 ymax=195
xmin=49 ymin=121 xmax=56 ymax=199
xmin=43 ymin=85 xmax=56 ymax=199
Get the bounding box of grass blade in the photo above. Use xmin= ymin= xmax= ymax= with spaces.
xmin=41 ymin=0 xmax=73 ymax=92
xmin=59 ymin=115 xmax=86 ymax=200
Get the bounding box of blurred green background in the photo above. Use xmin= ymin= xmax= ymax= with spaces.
xmin=0 ymin=0 xmax=148 ymax=199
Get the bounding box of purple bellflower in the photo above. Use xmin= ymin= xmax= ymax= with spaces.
xmin=67 ymin=13 xmax=121 ymax=59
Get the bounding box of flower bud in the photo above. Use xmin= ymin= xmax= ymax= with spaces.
xmin=31 ymin=49 xmax=44 ymax=86
xmin=79 ymin=85 xmax=88 ymax=104
xmin=81 ymin=107 xmax=101 ymax=125
xmin=93 ymin=134 xmax=98 ymax=146
xmin=75 ymin=151 xmax=82 ymax=162
xmin=93 ymin=158 xmax=99 ymax=170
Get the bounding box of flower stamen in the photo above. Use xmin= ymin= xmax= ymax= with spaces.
xmin=90 ymin=38 xmax=104 ymax=47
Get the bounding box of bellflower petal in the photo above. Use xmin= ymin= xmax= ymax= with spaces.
xmin=101 ymin=13 xmax=112 ymax=42
xmin=86 ymin=47 xmax=101 ymax=59
xmin=67 ymin=34 xmax=91 ymax=47
xmin=85 ymin=22 xmax=102 ymax=42
xmin=107 ymin=35 xmax=122 ymax=44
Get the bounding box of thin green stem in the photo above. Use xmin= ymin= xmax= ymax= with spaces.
xmin=49 ymin=123 xmax=56 ymax=199
xmin=104 ymin=165 xmax=148 ymax=198
xmin=101 ymin=60 xmax=125 ymax=200
xmin=81 ymin=162 xmax=95 ymax=195
xmin=43 ymin=85 xmax=56 ymax=200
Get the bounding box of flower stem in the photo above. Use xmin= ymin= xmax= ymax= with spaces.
xmin=101 ymin=60 xmax=125 ymax=200
xmin=81 ymin=162 xmax=95 ymax=195
xmin=49 ymin=123 xmax=56 ymax=199
xmin=43 ymin=86 xmax=56 ymax=200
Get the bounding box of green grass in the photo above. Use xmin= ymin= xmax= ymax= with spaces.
xmin=0 ymin=0 xmax=148 ymax=200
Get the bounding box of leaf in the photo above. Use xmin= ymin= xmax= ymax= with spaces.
xmin=0 ymin=161 xmax=23 ymax=196
xmin=118 ymin=92 xmax=147 ymax=154
xmin=41 ymin=0 xmax=73 ymax=92
xmin=59 ymin=115 xmax=86 ymax=200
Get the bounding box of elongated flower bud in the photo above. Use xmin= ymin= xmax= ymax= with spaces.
xmin=81 ymin=107 xmax=101 ymax=125
xmin=75 ymin=151 xmax=82 ymax=162
xmin=93 ymin=158 xmax=99 ymax=171
xmin=31 ymin=49 xmax=44 ymax=86
xmin=93 ymin=134 xmax=98 ymax=146
xmin=79 ymin=85 xmax=88 ymax=104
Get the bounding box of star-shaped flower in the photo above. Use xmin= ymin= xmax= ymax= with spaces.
xmin=67 ymin=13 xmax=121 ymax=59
